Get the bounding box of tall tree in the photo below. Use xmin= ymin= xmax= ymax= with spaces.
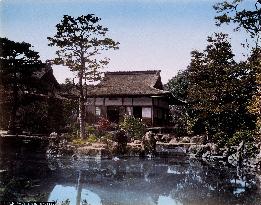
xmin=187 ymin=33 xmax=256 ymax=137
xmin=248 ymin=49 xmax=261 ymax=135
xmin=214 ymin=0 xmax=261 ymax=136
xmin=48 ymin=14 xmax=119 ymax=139
xmin=0 ymin=37 xmax=44 ymax=133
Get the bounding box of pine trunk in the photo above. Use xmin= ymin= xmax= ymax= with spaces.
xmin=78 ymin=71 xmax=86 ymax=139
xmin=8 ymin=73 xmax=18 ymax=134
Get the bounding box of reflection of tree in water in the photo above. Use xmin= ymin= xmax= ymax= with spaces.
xmin=170 ymin=160 xmax=261 ymax=205
xmin=2 ymin=155 xmax=261 ymax=205
xmin=48 ymin=157 xmax=261 ymax=205
xmin=44 ymin=157 xmax=261 ymax=205
xmin=0 ymin=158 xmax=55 ymax=201
xmin=0 ymin=139 xmax=56 ymax=201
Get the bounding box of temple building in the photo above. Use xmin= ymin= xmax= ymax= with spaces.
xmin=85 ymin=70 xmax=175 ymax=126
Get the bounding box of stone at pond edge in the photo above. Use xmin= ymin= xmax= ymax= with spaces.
xmin=77 ymin=146 xmax=112 ymax=158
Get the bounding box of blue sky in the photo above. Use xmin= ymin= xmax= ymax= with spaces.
xmin=0 ymin=0 xmax=252 ymax=83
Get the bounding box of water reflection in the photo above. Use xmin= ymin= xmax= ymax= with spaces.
xmin=48 ymin=183 xmax=181 ymax=205
xmin=1 ymin=154 xmax=261 ymax=205
xmin=46 ymin=157 xmax=261 ymax=205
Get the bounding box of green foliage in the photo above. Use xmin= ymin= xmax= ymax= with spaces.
xmin=227 ymin=130 xmax=255 ymax=146
xmin=87 ymin=134 xmax=97 ymax=143
xmin=165 ymin=70 xmax=193 ymax=136
xmin=169 ymin=105 xmax=190 ymax=136
xmin=72 ymin=138 xmax=88 ymax=146
xmin=86 ymin=124 xmax=96 ymax=135
xmin=72 ymin=134 xmax=97 ymax=145
xmin=214 ymin=0 xmax=261 ymax=139
xmin=47 ymin=14 xmax=119 ymax=74
xmin=17 ymin=100 xmax=48 ymax=133
xmin=165 ymin=70 xmax=189 ymax=101
xmin=166 ymin=33 xmax=258 ymax=143
xmin=247 ymin=49 xmax=261 ymax=135
xmin=213 ymin=131 xmax=230 ymax=147
xmin=245 ymin=142 xmax=259 ymax=158
xmin=228 ymin=130 xmax=258 ymax=157
xmin=0 ymin=38 xmax=44 ymax=91
xmin=213 ymin=130 xmax=258 ymax=157
xmin=0 ymin=37 xmax=66 ymax=134
xmin=59 ymin=79 xmax=80 ymax=135
xmin=119 ymin=115 xmax=146 ymax=139
xmin=60 ymin=85 xmax=79 ymax=133
xmin=187 ymin=33 xmax=256 ymax=136
xmin=102 ymin=132 xmax=113 ymax=141
xmin=0 ymin=37 xmax=45 ymax=132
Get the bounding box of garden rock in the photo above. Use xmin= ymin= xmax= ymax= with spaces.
xmin=169 ymin=138 xmax=178 ymax=144
xmin=141 ymin=131 xmax=156 ymax=156
xmin=161 ymin=134 xmax=172 ymax=143
xmin=202 ymin=151 xmax=211 ymax=159
xmin=207 ymin=143 xmax=219 ymax=155
xmin=190 ymin=135 xmax=206 ymax=144
xmin=133 ymin=140 xmax=142 ymax=144
xmin=113 ymin=129 xmax=128 ymax=154
xmin=180 ymin=137 xmax=190 ymax=143
xmin=92 ymin=143 xmax=107 ymax=149
xmin=188 ymin=145 xmax=198 ymax=154
xmin=194 ymin=145 xmax=210 ymax=157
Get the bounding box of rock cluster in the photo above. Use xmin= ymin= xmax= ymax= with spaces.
xmin=47 ymin=132 xmax=261 ymax=173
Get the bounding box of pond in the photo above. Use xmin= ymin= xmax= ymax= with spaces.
xmin=0 ymin=137 xmax=261 ymax=205
xmin=1 ymin=151 xmax=261 ymax=205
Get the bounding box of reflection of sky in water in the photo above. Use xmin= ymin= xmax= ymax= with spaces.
xmin=4 ymin=155 xmax=259 ymax=205
xmin=233 ymin=188 xmax=246 ymax=195
xmin=48 ymin=186 xmax=103 ymax=205
xmin=48 ymin=184 xmax=183 ymax=205
xmin=230 ymin=179 xmax=247 ymax=195
xmin=230 ymin=179 xmax=246 ymax=187
xmin=48 ymin=185 xmax=77 ymax=204
xmin=158 ymin=196 xmax=182 ymax=205
xmin=82 ymin=190 xmax=102 ymax=205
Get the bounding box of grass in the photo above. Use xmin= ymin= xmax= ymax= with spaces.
xmin=71 ymin=134 xmax=98 ymax=145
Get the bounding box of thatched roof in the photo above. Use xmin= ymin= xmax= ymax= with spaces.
xmin=0 ymin=65 xmax=61 ymax=103
xmin=32 ymin=64 xmax=60 ymax=88
xmin=87 ymin=70 xmax=169 ymax=97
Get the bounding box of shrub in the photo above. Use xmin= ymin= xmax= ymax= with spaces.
xmin=100 ymin=133 xmax=114 ymax=144
xmin=228 ymin=130 xmax=258 ymax=157
xmin=72 ymin=138 xmax=87 ymax=146
xmin=87 ymin=134 xmax=97 ymax=143
xmin=96 ymin=117 xmax=112 ymax=136
xmin=213 ymin=130 xmax=258 ymax=158
xmin=227 ymin=130 xmax=255 ymax=146
xmin=86 ymin=124 xmax=96 ymax=135
xmin=97 ymin=117 xmax=111 ymax=131
xmin=119 ymin=115 xmax=146 ymax=140
xmin=213 ymin=131 xmax=230 ymax=147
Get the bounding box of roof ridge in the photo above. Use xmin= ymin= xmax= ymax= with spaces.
xmin=105 ymin=70 xmax=161 ymax=75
